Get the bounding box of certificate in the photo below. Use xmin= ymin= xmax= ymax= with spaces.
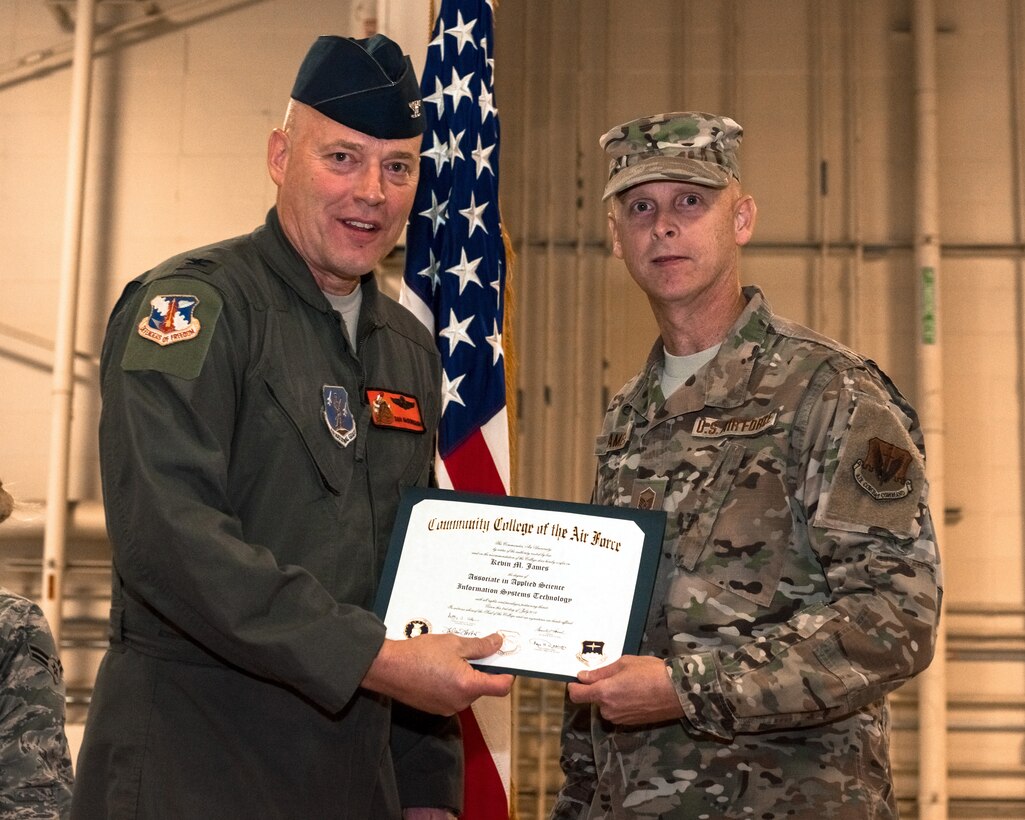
xmin=373 ymin=487 xmax=666 ymax=682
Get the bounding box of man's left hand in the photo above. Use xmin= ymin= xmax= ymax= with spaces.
xmin=403 ymin=810 xmax=456 ymax=820
xmin=567 ymin=655 xmax=685 ymax=725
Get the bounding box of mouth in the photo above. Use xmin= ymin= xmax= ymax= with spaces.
xmin=341 ymin=218 xmax=380 ymax=233
xmin=651 ymin=254 xmax=686 ymax=265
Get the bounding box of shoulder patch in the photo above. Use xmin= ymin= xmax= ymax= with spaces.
xmin=121 ymin=277 xmax=224 ymax=380
xmin=137 ymin=293 xmax=202 ymax=346
xmin=28 ymin=642 xmax=64 ymax=685
xmin=815 ymin=395 xmax=925 ymax=539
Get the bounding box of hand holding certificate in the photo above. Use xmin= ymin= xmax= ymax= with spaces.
xmin=374 ymin=488 xmax=666 ymax=682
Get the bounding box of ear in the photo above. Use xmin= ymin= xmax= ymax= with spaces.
xmin=267 ymin=129 xmax=289 ymax=187
xmin=607 ymin=211 xmax=624 ymax=259
xmin=734 ymin=194 xmax=757 ymax=246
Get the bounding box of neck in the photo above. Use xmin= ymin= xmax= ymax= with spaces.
xmin=653 ymin=286 xmax=746 ymax=356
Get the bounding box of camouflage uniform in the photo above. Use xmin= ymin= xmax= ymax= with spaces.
xmin=553 ymin=287 xmax=941 ymax=819
xmin=0 ymin=589 xmax=74 ymax=818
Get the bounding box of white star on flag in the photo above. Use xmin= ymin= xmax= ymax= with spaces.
xmin=421 ymin=134 xmax=449 ymax=171
xmin=471 ymin=134 xmax=495 ymax=178
xmin=485 ymin=319 xmax=503 ymax=365
xmin=445 ymin=248 xmax=483 ymax=294
xmin=415 ymin=249 xmax=440 ymax=290
xmin=440 ymin=309 xmax=478 ymax=354
xmin=441 ymin=370 xmax=466 ymax=413
xmin=418 ymin=191 xmax=448 ymax=232
xmin=459 ymin=192 xmax=489 ymax=236
xmin=447 ymin=128 xmax=466 ymax=165
xmin=478 ymin=86 xmax=497 ymax=121
xmin=423 ymin=76 xmax=446 ymax=115
xmin=446 ymin=11 xmax=477 ymax=54
xmin=443 ymin=67 xmax=474 ymax=109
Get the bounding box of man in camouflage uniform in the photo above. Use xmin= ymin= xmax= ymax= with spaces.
xmin=0 ymin=481 xmax=74 ymax=817
xmin=551 ymin=113 xmax=941 ymax=819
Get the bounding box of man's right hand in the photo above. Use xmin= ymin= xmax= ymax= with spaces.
xmin=361 ymin=632 xmax=514 ymax=715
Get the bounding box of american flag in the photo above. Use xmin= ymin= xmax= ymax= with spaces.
xmin=399 ymin=0 xmax=512 ymax=816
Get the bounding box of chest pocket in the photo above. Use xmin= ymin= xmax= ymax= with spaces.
xmin=263 ymin=377 xmax=348 ymax=498
xmin=676 ymin=440 xmax=789 ymax=608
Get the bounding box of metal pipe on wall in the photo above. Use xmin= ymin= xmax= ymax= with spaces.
xmin=540 ymin=3 xmax=557 ymax=504
xmin=509 ymin=0 xmax=535 ymax=806
xmin=1010 ymin=0 xmax=1025 ymax=606
xmin=842 ymin=0 xmax=863 ymax=351
xmin=41 ymin=0 xmax=98 ymax=646
xmin=535 ymin=11 xmax=558 ymax=816
xmin=571 ymin=2 xmax=588 ymax=506
xmin=912 ymin=0 xmax=948 ymax=817
xmin=811 ymin=0 xmax=828 ymax=332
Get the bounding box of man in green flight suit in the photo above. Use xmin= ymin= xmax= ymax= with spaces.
xmin=72 ymin=34 xmax=511 ymax=820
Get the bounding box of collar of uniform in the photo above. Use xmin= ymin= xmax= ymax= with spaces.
xmin=621 ymin=342 xmax=666 ymax=421
xmin=624 ymin=286 xmax=771 ymax=421
xmin=701 ymin=286 xmax=771 ymax=409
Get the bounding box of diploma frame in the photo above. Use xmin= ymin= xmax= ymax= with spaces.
xmin=373 ymin=487 xmax=667 ymax=682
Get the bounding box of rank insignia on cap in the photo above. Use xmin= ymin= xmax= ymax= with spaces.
xmin=366 ymin=389 xmax=426 ymax=433
xmin=137 ymin=294 xmax=201 ymax=346
xmin=853 ymin=436 xmax=914 ymax=500
xmin=576 ymin=640 xmax=608 ymax=668
xmin=323 ymin=385 xmax=356 ymax=447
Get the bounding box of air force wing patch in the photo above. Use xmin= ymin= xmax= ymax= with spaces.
xmin=323 ymin=385 xmax=357 ymax=448
xmin=137 ymin=294 xmax=201 ymax=346
xmin=121 ymin=277 xmax=223 ymax=380
xmin=853 ymin=437 xmax=914 ymax=500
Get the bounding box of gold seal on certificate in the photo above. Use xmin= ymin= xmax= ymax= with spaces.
xmin=373 ymin=488 xmax=666 ymax=682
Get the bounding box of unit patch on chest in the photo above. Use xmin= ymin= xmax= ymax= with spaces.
xmin=366 ymin=389 xmax=426 ymax=433
xmin=323 ymin=385 xmax=357 ymax=447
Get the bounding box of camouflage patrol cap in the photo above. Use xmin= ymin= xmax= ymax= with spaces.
xmin=600 ymin=111 xmax=743 ymax=200
xmin=291 ymin=34 xmax=425 ymax=139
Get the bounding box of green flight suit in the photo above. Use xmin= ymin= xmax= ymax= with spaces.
xmin=73 ymin=209 xmax=458 ymax=818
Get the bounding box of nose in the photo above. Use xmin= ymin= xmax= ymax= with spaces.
xmin=652 ymin=214 xmax=677 ymax=240
xmin=355 ymin=164 xmax=385 ymax=206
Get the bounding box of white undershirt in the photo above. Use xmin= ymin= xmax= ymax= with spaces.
xmin=324 ymin=285 xmax=363 ymax=350
xmin=661 ymin=343 xmax=721 ymax=398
